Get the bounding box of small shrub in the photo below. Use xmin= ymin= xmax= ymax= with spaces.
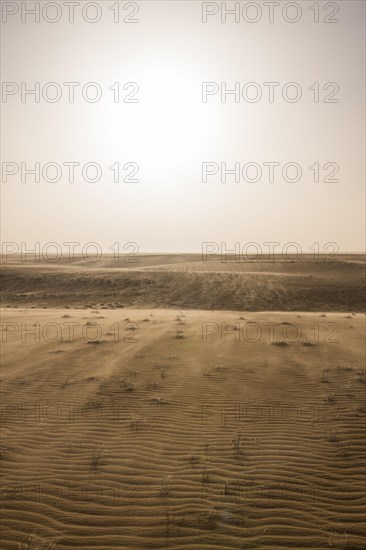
xmin=271 ymin=340 xmax=288 ymax=346
xmin=321 ymin=370 xmax=329 ymax=384
xmin=355 ymin=370 xmax=366 ymax=384
xmin=355 ymin=401 xmax=366 ymax=414
xmin=326 ymin=391 xmax=336 ymax=404
xmin=189 ymin=453 xmax=200 ymax=466
xmin=130 ymin=414 xmax=143 ymax=430
xmin=344 ymin=383 xmax=355 ymax=398
xmin=325 ymin=427 xmax=338 ymax=443
xmin=201 ymin=468 xmax=209 ymax=483
xmin=232 ymin=430 xmax=243 ymax=459
xmin=91 ymin=445 xmax=104 ymax=471
xmin=303 ymin=340 xmax=315 ymax=346
xmin=197 ymin=509 xmax=217 ymax=530
xmin=151 ymin=394 xmax=170 ymax=405
xmin=18 ymin=530 xmax=56 ymax=549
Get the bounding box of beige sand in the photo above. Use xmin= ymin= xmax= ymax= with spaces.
xmin=0 ymin=257 xmax=365 ymax=548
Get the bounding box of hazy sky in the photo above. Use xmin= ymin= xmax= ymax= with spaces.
xmin=1 ymin=0 xmax=365 ymax=253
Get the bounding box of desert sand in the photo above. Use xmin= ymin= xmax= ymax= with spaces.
xmin=0 ymin=255 xmax=365 ymax=549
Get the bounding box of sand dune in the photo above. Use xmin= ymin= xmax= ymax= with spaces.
xmin=1 ymin=255 xmax=364 ymax=312
xmin=1 ymin=257 xmax=365 ymax=548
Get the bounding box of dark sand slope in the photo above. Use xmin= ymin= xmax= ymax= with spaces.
xmin=1 ymin=255 xmax=365 ymax=311
xmin=0 ymin=256 xmax=365 ymax=549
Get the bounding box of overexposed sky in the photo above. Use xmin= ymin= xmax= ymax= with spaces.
xmin=1 ymin=0 xmax=365 ymax=253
